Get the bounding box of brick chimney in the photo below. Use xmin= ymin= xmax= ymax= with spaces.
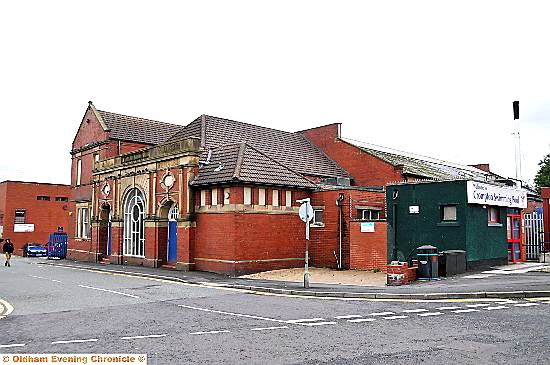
xmin=469 ymin=164 xmax=491 ymax=172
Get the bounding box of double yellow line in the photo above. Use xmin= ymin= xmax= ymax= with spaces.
xmin=0 ymin=299 xmax=14 ymax=319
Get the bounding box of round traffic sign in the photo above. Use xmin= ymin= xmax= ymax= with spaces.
xmin=299 ymin=203 xmax=314 ymax=223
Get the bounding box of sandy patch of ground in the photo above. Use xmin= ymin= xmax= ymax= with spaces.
xmin=239 ymin=267 xmax=387 ymax=287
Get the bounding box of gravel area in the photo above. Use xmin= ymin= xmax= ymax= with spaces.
xmin=239 ymin=267 xmax=387 ymax=287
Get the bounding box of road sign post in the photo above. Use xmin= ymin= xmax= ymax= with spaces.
xmin=298 ymin=198 xmax=314 ymax=288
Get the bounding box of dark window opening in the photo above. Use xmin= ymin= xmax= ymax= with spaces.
xmin=357 ymin=208 xmax=382 ymax=221
xmin=37 ymin=196 xmax=51 ymax=201
xmin=313 ymin=209 xmax=324 ymax=225
xmin=56 ymin=197 xmax=69 ymax=202
xmin=488 ymin=206 xmax=500 ymax=224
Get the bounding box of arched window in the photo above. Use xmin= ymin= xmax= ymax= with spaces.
xmin=123 ymin=188 xmax=145 ymax=257
xmin=169 ymin=205 xmax=179 ymax=221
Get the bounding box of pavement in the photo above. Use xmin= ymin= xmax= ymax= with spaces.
xmin=34 ymin=258 xmax=550 ymax=300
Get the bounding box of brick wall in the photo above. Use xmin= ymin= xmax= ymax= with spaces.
xmin=310 ymin=188 xmax=386 ymax=269
xmin=300 ymin=124 xmax=403 ymax=186
xmin=349 ymin=221 xmax=388 ymax=272
xmin=387 ymin=261 xmax=417 ymax=285
xmin=194 ymin=212 xmax=305 ymax=275
xmin=0 ymin=181 xmax=72 ymax=253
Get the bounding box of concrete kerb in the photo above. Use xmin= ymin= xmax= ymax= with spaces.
xmin=37 ymin=262 xmax=550 ymax=300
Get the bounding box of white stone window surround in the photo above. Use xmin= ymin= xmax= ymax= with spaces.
xmin=244 ymin=187 xmax=252 ymax=205
xmin=258 ymin=188 xmax=266 ymax=206
xmin=272 ymin=190 xmax=279 ymax=207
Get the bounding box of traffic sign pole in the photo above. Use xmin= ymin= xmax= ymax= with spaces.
xmin=297 ymin=198 xmax=313 ymax=288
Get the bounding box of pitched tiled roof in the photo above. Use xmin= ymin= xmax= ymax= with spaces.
xmin=173 ymin=115 xmax=350 ymax=179
xmin=191 ymin=143 xmax=317 ymax=189
xmin=97 ymin=110 xmax=183 ymax=145
xmin=342 ymin=138 xmax=495 ymax=181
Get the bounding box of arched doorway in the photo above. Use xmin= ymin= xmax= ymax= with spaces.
xmin=123 ymin=188 xmax=145 ymax=257
xmin=98 ymin=204 xmax=111 ymax=260
xmin=167 ymin=205 xmax=179 ymax=263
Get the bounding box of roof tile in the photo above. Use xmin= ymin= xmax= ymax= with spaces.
xmin=98 ymin=110 xmax=183 ymax=145
xmin=174 ymin=115 xmax=350 ymax=179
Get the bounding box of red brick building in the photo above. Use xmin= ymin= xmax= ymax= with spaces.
xmin=0 ymin=181 xmax=72 ymax=254
xmin=71 ymin=103 xmax=390 ymax=274
xmin=71 ymin=103 xmax=520 ymax=275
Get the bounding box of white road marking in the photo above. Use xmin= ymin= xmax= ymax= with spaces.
xmin=515 ymin=303 xmax=540 ymax=307
xmin=463 ymin=274 xmax=495 ymax=279
xmin=189 ymin=330 xmax=230 ymax=335
xmin=120 ymin=334 xmax=167 ymax=340
xmin=369 ymin=312 xmax=394 ymax=316
xmin=452 ymin=309 xmax=480 ymax=313
xmin=287 ymin=318 xmax=325 ymax=323
xmin=0 ymin=343 xmax=25 ymax=348
xmin=51 ymin=339 xmax=98 ymax=344
xmin=348 ymin=318 xmax=376 ymax=323
xmin=0 ymin=299 xmax=14 ymax=316
xmin=334 ymin=315 xmax=363 ymax=319
xmin=436 ymin=306 xmax=461 ymax=310
xmin=250 ymin=326 xmax=289 ymax=331
xmin=466 ymin=304 xmax=491 ymax=308
xmin=417 ymin=312 xmax=443 ymax=317
xmin=383 ymin=315 xmax=408 ymax=320
xmin=51 ymin=279 xmax=63 ymax=283
xmin=485 ymin=306 xmax=508 ymax=311
xmin=299 ymin=321 xmax=337 ymax=327
xmin=178 ymin=304 xmax=286 ymax=323
xmin=402 ymin=309 xmax=428 ymax=313
xmin=30 ymin=275 xmax=45 ymax=279
xmin=78 ymin=284 xmax=139 ymax=299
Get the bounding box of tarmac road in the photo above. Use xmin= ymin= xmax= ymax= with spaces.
xmin=2 ymin=257 xmax=550 ymax=364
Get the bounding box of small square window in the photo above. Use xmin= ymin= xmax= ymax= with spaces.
xmin=488 ymin=206 xmax=500 ymax=224
xmin=37 ymin=196 xmax=51 ymax=201
xmin=313 ymin=209 xmax=324 ymax=225
xmin=442 ymin=205 xmax=457 ymax=221
xmin=358 ymin=209 xmax=381 ymax=221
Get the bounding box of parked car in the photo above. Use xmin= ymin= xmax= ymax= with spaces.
xmin=22 ymin=243 xmax=47 ymax=257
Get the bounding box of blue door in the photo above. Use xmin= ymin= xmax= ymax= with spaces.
xmin=107 ymin=219 xmax=112 ymax=256
xmin=168 ymin=221 xmax=177 ymax=262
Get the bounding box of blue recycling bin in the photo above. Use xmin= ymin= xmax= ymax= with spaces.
xmin=47 ymin=232 xmax=68 ymax=259
xmin=417 ymin=245 xmax=439 ymax=280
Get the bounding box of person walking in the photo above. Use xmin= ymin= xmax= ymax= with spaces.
xmin=3 ymin=238 xmax=14 ymax=267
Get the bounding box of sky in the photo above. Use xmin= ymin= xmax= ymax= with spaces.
xmin=1 ymin=1 xmax=549 ymax=186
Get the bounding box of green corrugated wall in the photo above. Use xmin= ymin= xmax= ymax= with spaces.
xmin=386 ymin=181 xmax=507 ymax=264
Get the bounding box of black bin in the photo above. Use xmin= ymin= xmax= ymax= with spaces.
xmin=417 ymin=245 xmax=439 ymax=280
xmin=439 ymin=250 xmax=467 ymax=277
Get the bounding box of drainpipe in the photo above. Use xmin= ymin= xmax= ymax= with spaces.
xmin=336 ymin=193 xmax=345 ymax=270
xmin=392 ymin=189 xmax=399 ymax=261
